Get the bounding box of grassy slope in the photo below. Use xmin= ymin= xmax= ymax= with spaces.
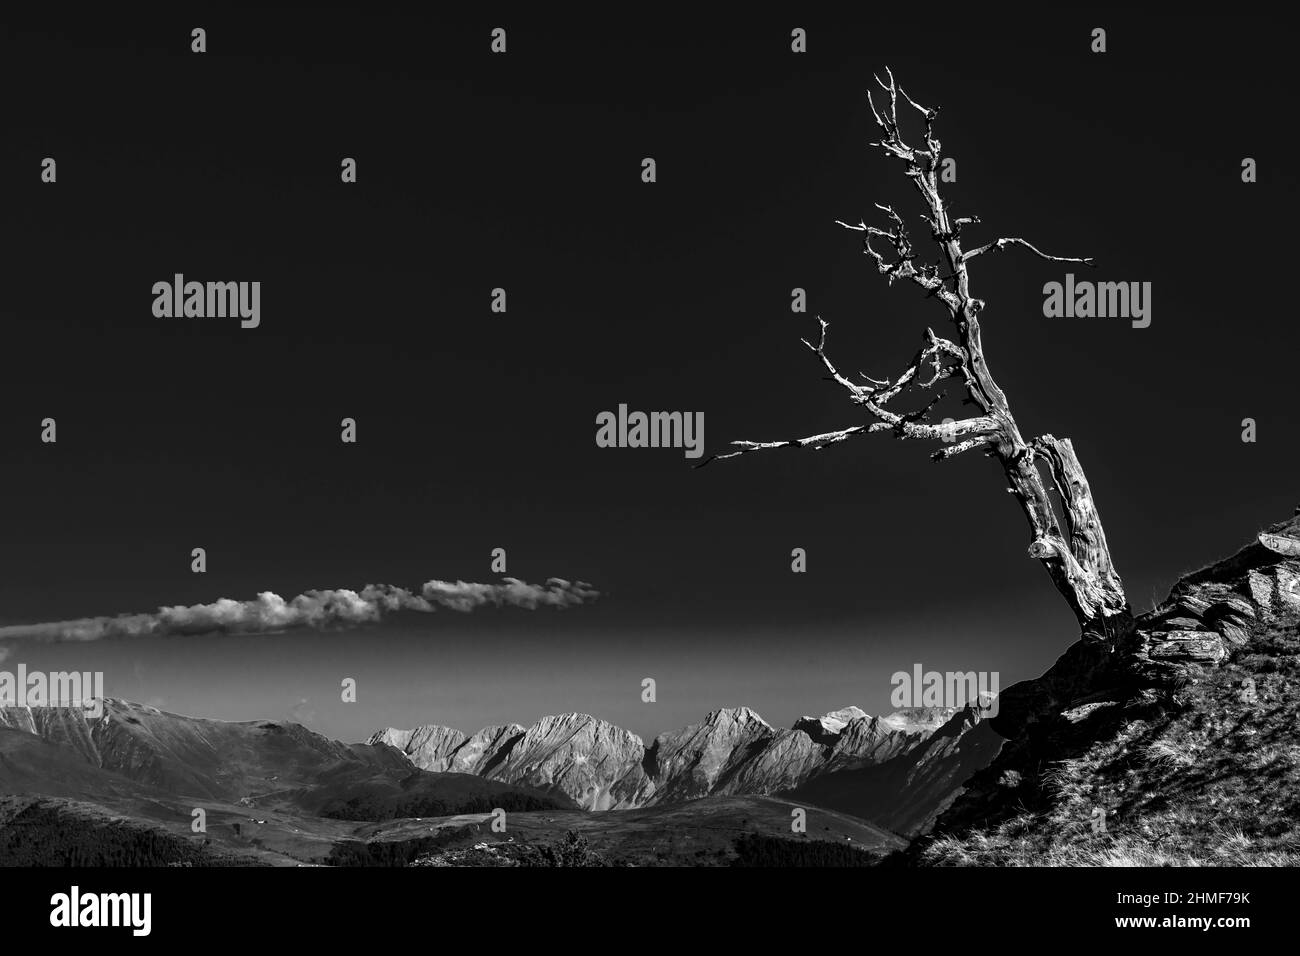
xmin=917 ymin=621 xmax=1300 ymax=865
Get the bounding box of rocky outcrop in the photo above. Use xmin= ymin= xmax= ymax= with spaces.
xmin=644 ymin=707 xmax=775 ymax=803
xmin=367 ymin=725 xmax=468 ymax=772
xmin=447 ymin=723 xmax=525 ymax=775
xmin=993 ymin=512 xmax=1300 ymax=741
xmin=923 ymin=510 xmax=1300 ymax=851
xmin=725 ymin=728 xmax=826 ymax=795
xmin=0 ymin=701 xmax=102 ymax=766
xmin=823 ymin=711 xmax=950 ymax=772
xmin=792 ymin=706 xmax=867 ymax=745
xmin=483 ymin=713 xmax=653 ymax=811
xmin=1128 ymin=513 xmax=1300 ymax=675
xmin=878 ymin=707 xmax=959 ymax=735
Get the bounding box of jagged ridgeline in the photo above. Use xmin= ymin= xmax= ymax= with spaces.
xmin=367 ymin=702 xmax=996 ymax=833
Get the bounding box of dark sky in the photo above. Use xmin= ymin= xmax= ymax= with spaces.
xmin=1 ymin=12 xmax=1295 ymax=743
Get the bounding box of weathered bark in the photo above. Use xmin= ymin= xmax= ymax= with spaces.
xmin=705 ymin=70 xmax=1131 ymax=643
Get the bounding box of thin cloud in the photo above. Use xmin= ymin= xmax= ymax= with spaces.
xmin=0 ymin=577 xmax=599 ymax=654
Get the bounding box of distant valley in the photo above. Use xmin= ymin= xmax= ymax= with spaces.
xmin=0 ymin=696 xmax=994 ymax=865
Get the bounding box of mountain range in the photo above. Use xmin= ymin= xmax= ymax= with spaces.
xmin=368 ymin=700 xmax=991 ymax=831
xmin=0 ymin=697 xmax=917 ymax=865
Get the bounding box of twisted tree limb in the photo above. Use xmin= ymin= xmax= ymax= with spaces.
xmin=705 ymin=68 xmax=1131 ymax=643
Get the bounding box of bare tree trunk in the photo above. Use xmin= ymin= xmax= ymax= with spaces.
xmin=705 ymin=70 xmax=1132 ymax=643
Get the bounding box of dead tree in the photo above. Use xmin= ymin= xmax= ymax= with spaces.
xmin=706 ymin=69 xmax=1132 ymax=645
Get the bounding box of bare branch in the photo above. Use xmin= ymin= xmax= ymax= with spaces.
xmin=801 ymin=320 xmax=966 ymax=412
xmin=799 ymin=318 xmax=872 ymax=402
xmin=930 ymin=435 xmax=994 ymax=461
xmin=696 ymin=425 xmax=874 ymax=468
xmin=896 ymin=83 xmax=931 ymax=119
xmin=704 ymin=409 xmax=998 ymax=470
xmin=872 ymin=328 xmax=965 ymax=404
xmin=835 ymin=216 xmax=958 ymax=307
xmin=705 ymin=318 xmax=996 ymax=468
xmin=868 ymin=70 xmax=917 ymax=163
xmin=962 ymin=236 xmax=1096 ymax=267
xmin=893 ymin=412 xmax=998 ymax=444
xmin=896 ymin=83 xmax=940 ymax=159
